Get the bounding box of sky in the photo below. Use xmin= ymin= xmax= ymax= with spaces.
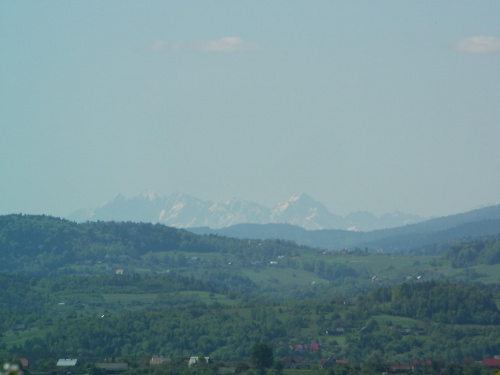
xmin=1 ymin=1 xmax=500 ymax=219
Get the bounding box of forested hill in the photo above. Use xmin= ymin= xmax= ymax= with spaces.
xmin=443 ymin=238 xmax=500 ymax=268
xmin=190 ymin=207 xmax=500 ymax=253
xmin=364 ymin=281 xmax=500 ymax=324
xmin=2 ymin=214 xmax=500 ymax=292
xmin=0 ymin=214 xmax=308 ymax=276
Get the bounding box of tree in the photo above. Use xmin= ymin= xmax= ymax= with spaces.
xmin=251 ymin=343 xmax=273 ymax=374
xmin=362 ymin=352 xmax=386 ymax=374
xmin=274 ymin=360 xmax=284 ymax=375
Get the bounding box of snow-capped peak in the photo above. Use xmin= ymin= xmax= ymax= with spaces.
xmin=142 ymin=190 xmax=158 ymax=201
xmin=67 ymin=192 xmax=426 ymax=231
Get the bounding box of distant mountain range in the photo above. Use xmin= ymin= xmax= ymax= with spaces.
xmin=67 ymin=191 xmax=425 ymax=231
xmin=67 ymin=192 xmax=500 ymax=253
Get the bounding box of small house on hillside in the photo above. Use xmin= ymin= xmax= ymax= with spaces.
xmin=321 ymin=358 xmax=348 ymax=369
xmin=150 ymin=356 xmax=171 ymax=365
xmin=325 ymin=327 xmax=344 ymax=335
xmin=388 ymin=363 xmax=411 ymax=373
xmin=320 ymin=358 xmax=336 ymax=369
xmin=483 ymin=358 xmax=500 ymax=367
xmin=57 ymin=359 xmax=78 ymax=374
xmin=412 ymin=359 xmax=432 ymax=370
xmin=309 ymin=342 xmax=320 ymax=351
xmin=57 ymin=359 xmax=78 ymax=367
xmin=188 ymin=356 xmax=209 ymax=367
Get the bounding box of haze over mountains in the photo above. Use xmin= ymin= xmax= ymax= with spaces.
xmin=67 ymin=191 xmax=425 ymax=231
xmin=191 ymin=206 xmax=500 ymax=254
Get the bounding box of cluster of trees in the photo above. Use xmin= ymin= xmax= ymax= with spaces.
xmin=443 ymin=239 xmax=500 ymax=268
xmin=345 ymin=318 xmax=500 ymax=364
xmin=312 ymin=261 xmax=358 ymax=281
xmin=364 ymin=281 xmax=500 ymax=324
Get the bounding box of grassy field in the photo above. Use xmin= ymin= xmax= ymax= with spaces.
xmin=372 ymin=314 xmax=422 ymax=327
xmin=115 ymin=247 xmax=500 ymax=291
xmin=142 ymin=251 xmax=500 ymax=299
xmin=242 ymin=267 xmax=323 ymax=287
xmin=102 ymin=293 xmax=158 ymax=303
xmin=2 ymin=327 xmax=50 ymax=349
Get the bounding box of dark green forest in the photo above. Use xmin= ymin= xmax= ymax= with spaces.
xmin=444 ymin=239 xmax=500 ymax=268
xmin=0 ymin=215 xmax=308 ymax=277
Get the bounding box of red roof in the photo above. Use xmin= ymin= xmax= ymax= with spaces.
xmin=413 ymin=359 xmax=431 ymax=366
xmin=336 ymin=359 xmax=349 ymax=364
xmin=310 ymin=343 xmax=320 ymax=351
xmin=483 ymin=358 xmax=500 ymax=367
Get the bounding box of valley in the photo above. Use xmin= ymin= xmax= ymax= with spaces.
xmin=0 ymin=214 xmax=500 ymax=375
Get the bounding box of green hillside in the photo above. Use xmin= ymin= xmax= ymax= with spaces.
xmin=1 ymin=215 xmax=500 ymax=375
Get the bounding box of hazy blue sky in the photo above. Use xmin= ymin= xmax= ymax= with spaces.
xmin=1 ymin=1 xmax=500 ymax=218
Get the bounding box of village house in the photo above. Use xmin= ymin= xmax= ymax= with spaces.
xmin=483 ymin=358 xmax=500 ymax=367
xmin=56 ymin=359 xmax=78 ymax=375
xmin=412 ymin=359 xmax=432 ymax=371
xmin=326 ymin=327 xmax=344 ymax=335
xmin=188 ymin=356 xmax=209 ymax=367
xmin=388 ymin=363 xmax=411 ymax=373
xmin=150 ymin=356 xmax=171 ymax=365
xmin=322 ymin=249 xmax=336 ymax=255
xmin=321 ymin=358 xmax=348 ymax=369
xmin=320 ymin=358 xmax=335 ymax=369
xmin=57 ymin=359 xmax=78 ymax=367
xmin=309 ymin=342 xmax=320 ymax=351
xmin=295 ymin=342 xmax=320 ymax=352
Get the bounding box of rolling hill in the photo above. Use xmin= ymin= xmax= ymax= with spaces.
xmin=189 ymin=205 xmax=500 ymax=253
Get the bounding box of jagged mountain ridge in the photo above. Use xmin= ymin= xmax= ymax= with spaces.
xmin=67 ymin=191 xmax=425 ymax=231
